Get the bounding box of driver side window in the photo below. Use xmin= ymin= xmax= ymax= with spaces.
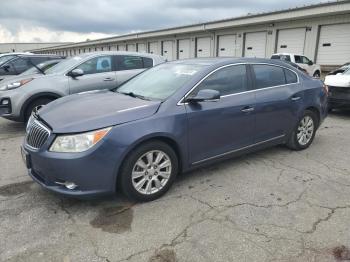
xmin=192 ymin=65 xmax=248 ymax=97
xmin=75 ymin=56 xmax=112 ymax=75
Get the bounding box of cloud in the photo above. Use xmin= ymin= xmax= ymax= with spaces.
xmin=0 ymin=0 xmax=331 ymax=42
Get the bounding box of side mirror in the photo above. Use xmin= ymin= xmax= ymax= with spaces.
xmin=308 ymin=60 xmax=313 ymax=66
xmin=68 ymin=68 xmax=84 ymax=78
xmin=186 ymin=89 xmax=220 ymax=103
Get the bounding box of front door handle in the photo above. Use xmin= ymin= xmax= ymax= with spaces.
xmin=103 ymin=77 xmax=115 ymax=81
xmin=241 ymin=106 xmax=255 ymax=113
xmin=291 ymin=96 xmax=301 ymax=101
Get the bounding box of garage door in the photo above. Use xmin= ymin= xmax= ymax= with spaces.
xmin=196 ymin=37 xmax=211 ymax=57
xmin=149 ymin=42 xmax=159 ymax=55
xmin=317 ymin=23 xmax=350 ymax=65
xmin=137 ymin=43 xmax=146 ymax=53
xmin=162 ymin=41 xmax=174 ymax=61
xmin=118 ymin=44 xmax=126 ymax=51
xmin=178 ymin=39 xmax=191 ymax=59
xmin=277 ymin=28 xmax=306 ymax=54
xmin=218 ymin=34 xmax=237 ymax=57
xmin=244 ymin=32 xmax=267 ymax=58
xmin=127 ymin=44 xmax=136 ymax=52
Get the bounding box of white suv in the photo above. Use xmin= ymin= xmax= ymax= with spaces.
xmin=271 ymin=53 xmax=321 ymax=78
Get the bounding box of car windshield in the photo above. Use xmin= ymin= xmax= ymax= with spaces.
xmin=0 ymin=55 xmax=16 ymax=65
xmin=115 ymin=63 xmax=205 ymax=101
xmin=45 ymin=56 xmax=83 ymax=74
xmin=20 ymin=61 xmax=60 ymax=75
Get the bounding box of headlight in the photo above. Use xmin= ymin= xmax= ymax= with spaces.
xmin=50 ymin=127 xmax=111 ymax=153
xmin=0 ymin=78 xmax=33 ymax=91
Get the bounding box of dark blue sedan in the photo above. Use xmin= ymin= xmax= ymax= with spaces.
xmin=22 ymin=58 xmax=328 ymax=201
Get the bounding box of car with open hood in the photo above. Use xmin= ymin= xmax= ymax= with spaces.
xmin=325 ymin=68 xmax=350 ymax=110
xmin=21 ymin=58 xmax=328 ymax=201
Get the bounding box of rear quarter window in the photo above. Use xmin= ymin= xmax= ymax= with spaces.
xmin=284 ymin=69 xmax=298 ymax=84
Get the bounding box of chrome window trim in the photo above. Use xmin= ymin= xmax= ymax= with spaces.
xmin=177 ymin=62 xmax=299 ymax=105
xmin=192 ymin=134 xmax=285 ymax=165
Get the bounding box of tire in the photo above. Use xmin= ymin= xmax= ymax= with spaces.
xmin=119 ymin=141 xmax=178 ymax=202
xmin=313 ymin=71 xmax=320 ymax=78
xmin=24 ymin=97 xmax=54 ymax=122
xmin=286 ymin=110 xmax=318 ymax=151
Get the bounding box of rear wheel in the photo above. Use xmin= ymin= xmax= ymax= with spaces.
xmin=119 ymin=141 xmax=178 ymax=202
xmin=24 ymin=97 xmax=54 ymax=122
xmin=287 ymin=110 xmax=318 ymax=150
xmin=313 ymin=71 xmax=320 ymax=78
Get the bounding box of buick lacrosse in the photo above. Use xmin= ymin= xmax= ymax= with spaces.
xmin=22 ymin=58 xmax=328 ymax=201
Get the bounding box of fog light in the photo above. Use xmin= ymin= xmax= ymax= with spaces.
xmin=55 ymin=181 xmax=78 ymax=190
xmin=65 ymin=182 xmax=78 ymax=190
xmin=1 ymin=99 xmax=9 ymax=105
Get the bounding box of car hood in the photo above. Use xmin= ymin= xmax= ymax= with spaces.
xmin=325 ymin=74 xmax=350 ymax=87
xmin=38 ymin=90 xmax=161 ymax=133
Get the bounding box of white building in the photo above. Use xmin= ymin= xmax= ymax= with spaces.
xmin=30 ymin=1 xmax=350 ymax=70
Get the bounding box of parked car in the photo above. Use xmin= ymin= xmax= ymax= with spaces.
xmin=1 ymin=59 xmax=64 ymax=84
xmin=324 ymin=68 xmax=350 ymax=110
xmin=0 ymin=52 xmax=32 ymax=66
xmin=281 ymin=60 xmax=308 ymax=74
xmin=327 ymin=62 xmax=350 ymax=75
xmin=22 ymin=58 xmax=328 ymax=201
xmin=0 ymin=52 xmax=165 ymax=122
xmin=271 ymin=53 xmax=321 ymax=78
xmin=0 ymin=53 xmax=63 ymax=82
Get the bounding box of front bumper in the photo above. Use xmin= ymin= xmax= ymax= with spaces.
xmin=328 ymin=86 xmax=350 ymax=109
xmin=22 ymin=134 xmax=122 ymax=198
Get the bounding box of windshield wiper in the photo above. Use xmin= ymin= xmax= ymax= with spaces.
xmin=118 ymin=91 xmax=151 ymax=101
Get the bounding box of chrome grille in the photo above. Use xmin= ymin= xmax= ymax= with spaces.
xmin=26 ymin=119 xmax=50 ymax=149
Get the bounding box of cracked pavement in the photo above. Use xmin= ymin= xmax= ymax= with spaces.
xmin=1 ymin=111 xmax=350 ymax=262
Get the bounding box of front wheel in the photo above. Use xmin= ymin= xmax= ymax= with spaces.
xmin=24 ymin=97 xmax=54 ymax=122
xmin=286 ymin=110 xmax=318 ymax=150
xmin=119 ymin=141 xmax=178 ymax=202
xmin=313 ymin=71 xmax=321 ymax=78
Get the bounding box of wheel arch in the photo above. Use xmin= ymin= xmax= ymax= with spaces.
xmin=20 ymin=92 xmax=62 ymax=121
xmin=305 ymin=106 xmax=320 ymax=127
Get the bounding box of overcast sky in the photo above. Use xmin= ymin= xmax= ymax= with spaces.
xmin=0 ymin=0 xmax=331 ymax=43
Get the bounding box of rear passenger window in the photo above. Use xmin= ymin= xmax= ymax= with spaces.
xmin=143 ymin=57 xmax=153 ymax=68
xmin=252 ymin=65 xmax=286 ymax=89
xmin=193 ymin=65 xmax=248 ymax=96
xmin=284 ymin=69 xmax=298 ymax=84
xmin=118 ymin=56 xmax=143 ymax=70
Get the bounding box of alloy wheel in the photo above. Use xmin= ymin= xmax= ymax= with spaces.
xmin=297 ymin=115 xmax=314 ymax=146
xmin=131 ymin=150 xmax=172 ymax=195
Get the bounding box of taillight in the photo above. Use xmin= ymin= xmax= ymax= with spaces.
xmin=323 ymin=83 xmax=329 ymax=96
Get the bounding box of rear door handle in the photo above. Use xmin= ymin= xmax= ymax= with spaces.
xmin=103 ymin=77 xmax=115 ymax=81
xmin=241 ymin=106 xmax=255 ymax=113
xmin=291 ymin=96 xmax=301 ymax=101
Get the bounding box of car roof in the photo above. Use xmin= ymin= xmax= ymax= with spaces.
xmin=168 ymin=57 xmax=297 ymax=69
xmin=71 ymin=51 xmax=165 ymax=60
